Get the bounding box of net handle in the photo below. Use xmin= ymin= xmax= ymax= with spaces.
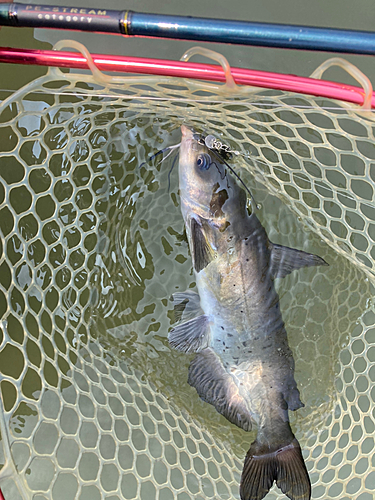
xmin=310 ymin=57 xmax=373 ymax=110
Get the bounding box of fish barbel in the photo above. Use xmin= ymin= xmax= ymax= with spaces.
xmin=168 ymin=125 xmax=328 ymax=500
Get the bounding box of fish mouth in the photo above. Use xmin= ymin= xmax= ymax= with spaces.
xmin=181 ymin=125 xmax=201 ymax=152
xmin=181 ymin=125 xmax=203 ymax=142
xmin=181 ymin=125 xmax=207 ymax=153
xmin=181 ymin=125 xmax=194 ymax=138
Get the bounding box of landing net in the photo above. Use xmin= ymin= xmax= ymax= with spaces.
xmin=0 ymin=46 xmax=374 ymax=500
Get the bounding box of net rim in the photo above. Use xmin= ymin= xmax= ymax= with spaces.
xmin=1 ymin=46 xmax=375 ymax=108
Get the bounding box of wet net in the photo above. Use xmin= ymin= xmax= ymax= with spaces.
xmin=0 ymin=48 xmax=375 ymax=500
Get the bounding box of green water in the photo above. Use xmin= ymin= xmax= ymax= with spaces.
xmin=1 ymin=2 xmax=375 ymax=499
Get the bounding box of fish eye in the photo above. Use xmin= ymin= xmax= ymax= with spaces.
xmin=196 ymin=153 xmax=211 ymax=170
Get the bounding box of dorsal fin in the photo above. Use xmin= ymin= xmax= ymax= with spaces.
xmin=270 ymin=243 xmax=328 ymax=280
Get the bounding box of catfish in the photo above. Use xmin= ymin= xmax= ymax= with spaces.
xmin=168 ymin=125 xmax=327 ymax=500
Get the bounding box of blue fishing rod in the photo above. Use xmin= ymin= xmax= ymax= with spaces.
xmin=0 ymin=2 xmax=375 ymax=55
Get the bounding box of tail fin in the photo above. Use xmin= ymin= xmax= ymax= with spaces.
xmin=240 ymin=438 xmax=311 ymax=500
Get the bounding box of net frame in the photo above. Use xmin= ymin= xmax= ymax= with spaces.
xmin=0 ymin=43 xmax=375 ymax=108
xmin=0 ymin=41 xmax=375 ymax=500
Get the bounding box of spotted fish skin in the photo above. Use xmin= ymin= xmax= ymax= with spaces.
xmin=169 ymin=126 xmax=328 ymax=500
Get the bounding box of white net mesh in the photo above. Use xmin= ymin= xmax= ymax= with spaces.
xmin=0 ymin=57 xmax=374 ymax=500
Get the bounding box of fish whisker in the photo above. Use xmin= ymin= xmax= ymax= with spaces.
xmin=156 ymin=143 xmax=180 ymax=168
xmin=139 ymin=142 xmax=181 ymax=169
xmin=168 ymin=153 xmax=180 ymax=193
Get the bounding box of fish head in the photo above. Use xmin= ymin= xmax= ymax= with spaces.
xmin=179 ymin=125 xmax=248 ymax=225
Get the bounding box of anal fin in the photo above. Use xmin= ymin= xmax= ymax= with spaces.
xmin=188 ymin=348 xmax=252 ymax=431
xmin=271 ymin=243 xmax=328 ymax=280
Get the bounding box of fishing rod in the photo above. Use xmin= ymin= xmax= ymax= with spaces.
xmin=1 ymin=2 xmax=375 ymax=55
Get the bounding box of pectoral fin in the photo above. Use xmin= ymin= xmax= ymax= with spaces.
xmin=190 ymin=218 xmax=216 ymax=273
xmin=188 ymin=348 xmax=252 ymax=431
xmin=270 ymin=243 xmax=328 ymax=279
xmin=171 ymin=290 xmax=203 ymax=322
xmin=168 ymin=315 xmax=210 ymax=353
